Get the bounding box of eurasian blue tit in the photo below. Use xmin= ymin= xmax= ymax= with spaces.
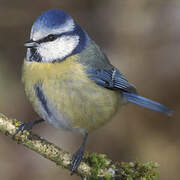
xmin=14 ymin=9 xmax=172 ymax=173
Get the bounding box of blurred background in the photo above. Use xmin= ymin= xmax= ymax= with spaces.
xmin=0 ymin=0 xmax=179 ymax=179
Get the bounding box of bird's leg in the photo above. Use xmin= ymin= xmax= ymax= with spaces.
xmin=70 ymin=132 xmax=88 ymax=174
xmin=13 ymin=119 xmax=45 ymax=139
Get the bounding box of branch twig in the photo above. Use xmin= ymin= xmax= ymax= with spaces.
xmin=0 ymin=113 xmax=159 ymax=180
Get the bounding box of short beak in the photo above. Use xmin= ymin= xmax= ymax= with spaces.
xmin=24 ymin=40 xmax=39 ymax=48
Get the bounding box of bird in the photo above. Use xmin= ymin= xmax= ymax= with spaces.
xmin=14 ymin=9 xmax=172 ymax=173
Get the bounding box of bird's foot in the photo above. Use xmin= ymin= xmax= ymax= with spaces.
xmin=70 ymin=147 xmax=84 ymax=174
xmin=13 ymin=121 xmax=35 ymax=139
xmin=13 ymin=119 xmax=44 ymax=139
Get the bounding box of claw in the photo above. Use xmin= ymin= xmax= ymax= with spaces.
xmin=70 ymin=132 xmax=88 ymax=175
xmin=13 ymin=122 xmax=34 ymax=139
xmin=13 ymin=119 xmax=44 ymax=139
xmin=70 ymin=148 xmax=84 ymax=174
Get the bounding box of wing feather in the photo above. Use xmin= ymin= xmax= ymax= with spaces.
xmin=87 ymin=67 xmax=137 ymax=93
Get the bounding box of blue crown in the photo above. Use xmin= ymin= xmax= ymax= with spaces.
xmin=32 ymin=9 xmax=72 ymax=30
xmin=28 ymin=9 xmax=90 ymax=62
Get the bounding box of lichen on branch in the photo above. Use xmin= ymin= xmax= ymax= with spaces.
xmin=0 ymin=113 xmax=159 ymax=180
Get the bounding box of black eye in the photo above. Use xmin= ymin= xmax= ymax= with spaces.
xmin=44 ymin=34 xmax=57 ymax=42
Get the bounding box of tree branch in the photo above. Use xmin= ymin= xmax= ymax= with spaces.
xmin=0 ymin=113 xmax=159 ymax=180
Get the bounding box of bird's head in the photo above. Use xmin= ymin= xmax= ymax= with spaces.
xmin=25 ymin=9 xmax=89 ymax=63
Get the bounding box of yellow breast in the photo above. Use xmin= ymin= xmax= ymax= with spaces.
xmin=22 ymin=56 xmax=121 ymax=133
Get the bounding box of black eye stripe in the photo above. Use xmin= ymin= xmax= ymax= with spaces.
xmin=37 ymin=30 xmax=76 ymax=44
xmin=38 ymin=34 xmax=57 ymax=43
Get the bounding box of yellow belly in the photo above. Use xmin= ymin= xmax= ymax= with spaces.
xmin=22 ymin=56 xmax=122 ymax=133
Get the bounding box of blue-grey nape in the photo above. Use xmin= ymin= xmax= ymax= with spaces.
xmin=32 ymin=9 xmax=72 ymax=30
xmin=72 ymin=25 xmax=89 ymax=55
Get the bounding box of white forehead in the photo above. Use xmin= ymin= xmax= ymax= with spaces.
xmin=30 ymin=18 xmax=75 ymax=41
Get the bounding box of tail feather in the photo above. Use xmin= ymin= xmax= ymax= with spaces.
xmin=123 ymin=92 xmax=172 ymax=116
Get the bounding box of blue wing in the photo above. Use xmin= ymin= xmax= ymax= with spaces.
xmin=87 ymin=67 xmax=137 ymax=93
xmin=87 ymin=67 xmax=172 ymax=116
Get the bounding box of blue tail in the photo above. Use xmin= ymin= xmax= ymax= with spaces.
xmin=123 ymin=92 xmax=172 ymax=116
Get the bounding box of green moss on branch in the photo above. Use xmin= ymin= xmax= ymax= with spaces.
xmin=0 ymin=113 xmax=159 ymax=180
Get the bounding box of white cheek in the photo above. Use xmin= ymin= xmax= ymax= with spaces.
xmin=37 ymin=35 xmax=79 ymax=62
